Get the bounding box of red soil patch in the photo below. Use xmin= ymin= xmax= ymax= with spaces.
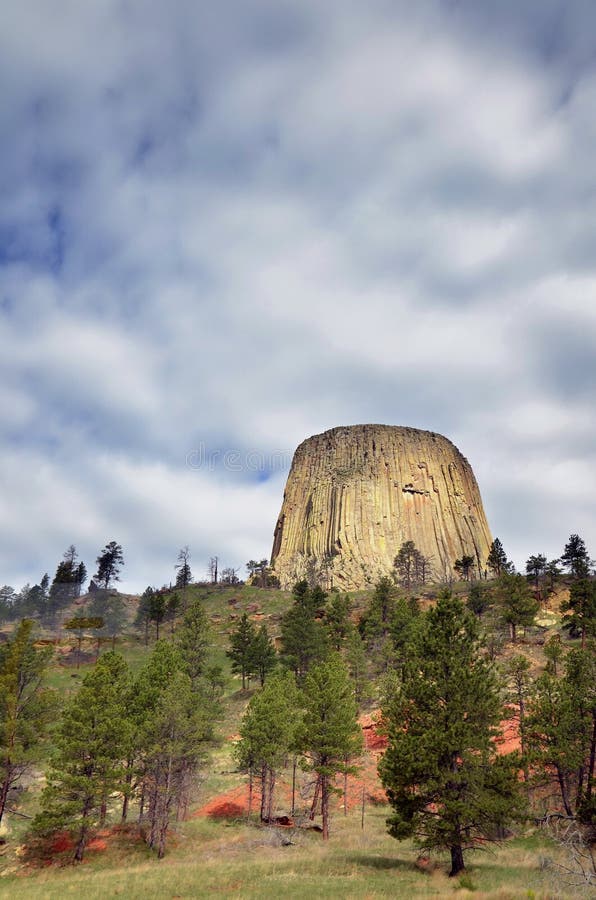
xmin=359 ymin=712 xmax=387 ymax=752
xmin=495 ymin=707 xmax=521 ymax=756
xmin=86 ymin=837 xmax=108 ymax=851
xmin=50 ymin=832 xmax=73 ymax=853
xmin=196 ymin=784 xmax=254 ymax=819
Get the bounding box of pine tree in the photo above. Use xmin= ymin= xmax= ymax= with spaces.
xmin=527 ymin=650 xmax=596 ymax=818
xmin=496 ymin=572 xmax=539 ymax=642
xmin=236 ymin=671 xmax=300 ymax=822
xmin=148 ymin=591 xmax=166 ymax=640
xmin=561 ymin=578 xmax=596 ymax=648
xmin=95 ymin=541 xmax=124 ymax=590
xmin=324 ymin=593 xmax=353 ymax=651
xmin=127 ymin=641 xmax=182 ymax=824
xmin=280 ymin=591 xmax=328 ymax=681
xmin=227 ymin=613 xmax=257 ymax=690
xmin=250 ymin=622 xmax=277 ymax=687
xmin=135 ymin=587 xmax=154 ymax=646
xmin=0 ymin=621 xmax=57 ymax=826
xmin=175 ymin=598 xmax=210 ymax=688
xmin=561 ymin=534 xmax=591 ymax=579
xmin=34 ymin=652 xmax=132 ymax=861
xmin=379 ymin=597 xmax=523 ymax=877
xmin=88 ymin=591 xmax=127 ymax=651
xmin=299 ymin=654 xmax=362 ymax=840
xmin=544 ymin=633 xmax=565 ymax=677
xmin=141 ymin=671 xmax=210 ymax=857
xmin=486 ymin=538 xmax=512 ymax=578
xmin=175 ymin=546 xmax=192 ymax=590
xmin=525 ymin=554 xmax=547 ymax=588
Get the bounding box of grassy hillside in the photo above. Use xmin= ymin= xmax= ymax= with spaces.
xmin=0 ymin=579 xmax=589 ymax=897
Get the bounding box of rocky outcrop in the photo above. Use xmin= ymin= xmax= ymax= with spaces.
xmin=270 ymin=425 xmax=493 ymax=590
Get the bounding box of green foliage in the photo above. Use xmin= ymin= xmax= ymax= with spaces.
xmin=344 ymin=627 xmax=371 ymax=706
xmin=379 ymin=597 xmax=524 ymax=877
xmin=543 ymin=633 xmax=564 ymax=676
xmin=88 ymin=591 xmax=127 ymax=647
xmin=141 ymin=670 xmax=211 ymax=857
xmin=34 ymin=652 xmax=132 ymax=862
xmin=94 ymin=541 xmax=124 ymax=590
xmin=495 ymin=573 xmax=539 ymax=642
xmin=148 ymin=591 xmax=167 ymax=640
xmin=467 ymin=581 xmax=491 ymax=617
xmin=561 ymin=534 xmax=591 ymax=579
xmin=251 ymin=622 xmax=277 ymax=686
xmin=280 ymin=584 xmax=329 ymax=680
xmin=393 ymin=542 xmax=431 ymax=590
xmin=227 ymin=612 xmax=257 ymax=690
xmin=175 ymin=546 xmax=192 ymax=589
xmin=135 ymin=586 xmax=154 ymax=645
xmin=236 ymin=671 xmax=301 ymax=821
xmin=324 ymin=593 xmax=353 ymax=651
xmin=561 ymin=578 xmax=596 ymax=646
xmin=527 ymin=649 xmax=596 ymax=818
xmin=454 ymin=555 xmax=475 ymax=581
xmin=486 ymin=538 xmax=512 ymax=578
xmin=175 ymin=598 xmax=210 ymax=687
xmin=0 ymin=620 xmax=57 ymax=825
xmin=299 ymin=654 xmax=362 ymax=839
xmin=525 ymin=554 xmax=547 ymax=587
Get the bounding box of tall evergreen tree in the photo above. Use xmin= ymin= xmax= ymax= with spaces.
xmin=561 ymin=534 xmax=591 ymax=579
xmin=0 ymin=621 xmax=56 ymax=826
xmin=299 ymin=654 xmax=362 ymax=840
xmin=135 ymin=587 xmax=155 ymax=646
xmin=95 ymin=541 xmax=124 ymax=590
xmin=34 ymin=652 xmax=132 ymax=861
xmin=527 ymin=649 xmax=596 ymax=819
xmin=175 ymin=598 xmax=210 ymax=688
xmin=486 ymin=538 xmax=512 ymax=577
xmin=525 ymin=554 xmax=547 ymax=587
xmin=379 ymin=597 xmax=523 ymax=877
xmin=496 ymin=572 xmax=539 ymax=642
xmin=236 ymin=671 xmax=300 ymax=822
xmin=561 ymin=578 xmax=596 ymax=648
xmin=141 ymin=671 xmax=210 ymax=857
xmin=227 ymin=613 xmax=257 ymax=690
xmin=175 ymin=546 xmax=192 ymax=590
xmin=251 ymin=622 xmax=277 ymax=687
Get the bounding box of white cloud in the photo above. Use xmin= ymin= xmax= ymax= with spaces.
xmin=1 ymin=1 xmax=596 ymax=589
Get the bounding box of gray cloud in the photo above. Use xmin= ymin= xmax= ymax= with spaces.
xmin=1 ymin=1 xmax=596 ymax=590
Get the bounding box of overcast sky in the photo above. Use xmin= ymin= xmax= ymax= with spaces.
xmin=1 ymin=0 xmax=596 ymax=592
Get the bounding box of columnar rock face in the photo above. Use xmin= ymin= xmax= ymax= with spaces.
xmin=270 ymin=425 xmax=493 ymax=590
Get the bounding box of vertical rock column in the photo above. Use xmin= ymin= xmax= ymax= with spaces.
xmin=270 ymin=424 xmax=493 ymax=590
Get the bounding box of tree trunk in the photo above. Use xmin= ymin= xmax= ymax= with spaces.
xmin=267 ymin=769 xmax=276 ymax=822
xmin=344 ymin=762 xmax=348 ymax=816
xmin=291 ymin=757 xmax=296 ymax=817
xmin=122 ymin=763 xmax=133 ymax=823
xmin=510 ymin=622 xmax=516 ymax=643
xmin=74 ymin=800 xmax=92 ymax=863
xmin=309 ymin=775 xmax=321 ymax=820
xmin=585 ymin=713 xmax=596 ymax=803
xmin=321 ymin=775 xmax=330 ymax=840
xmin=449 ymin=844 xmax=465 ymax=877
xmin=247 ymin=768 xmax=253 ymax=821
xmin=259 ymin=765 xmax=268 ymax=822
xmin=556 ymin=766 xmax=573 ymax=816
xmin=0 ymin=770 xmax=12 ymax=827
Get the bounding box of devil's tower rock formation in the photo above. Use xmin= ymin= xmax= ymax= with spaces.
xmin=270 ymin=425 xmax=493 ymax=590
